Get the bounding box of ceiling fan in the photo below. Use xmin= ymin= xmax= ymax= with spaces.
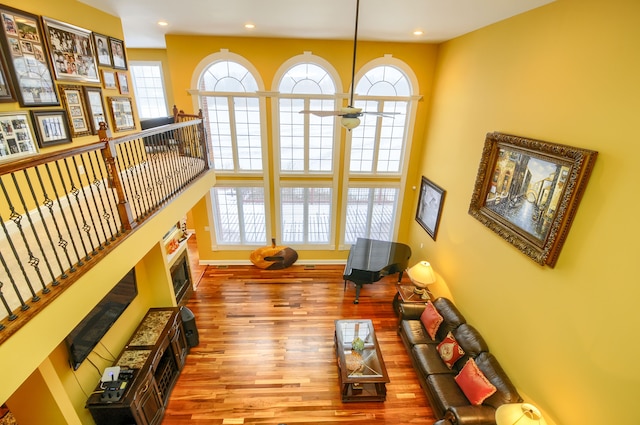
xmin=298 ymin=0 xmax=397 ymax=130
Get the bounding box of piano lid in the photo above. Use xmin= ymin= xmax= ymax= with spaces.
xmin=346 ymin=238 xmax=412 ymax=273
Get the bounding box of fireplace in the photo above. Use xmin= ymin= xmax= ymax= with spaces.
xmin=170 ymin=250 xmax=193 ymax=305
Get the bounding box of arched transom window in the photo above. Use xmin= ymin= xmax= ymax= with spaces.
xmin=199 ymin=61 xmax=262 ymax=171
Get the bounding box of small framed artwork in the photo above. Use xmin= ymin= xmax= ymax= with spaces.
xmin=58 ymin=84 xmax=92 ymax=137
xmin=93 ymin=32 xmax=111 ymax=67
xmin=102 ymin=69 xmax=117 ymax=89
xmin=416 ymin=176 xmax=446 ymax=241
xmin=30 ymin=109 xmax=72 ymax=147
xmin=83 ymin=86 xmax=107 ymax=134
xmin=0 ymin=5 xmax=59 ymax=106
xmin=108 ymin=37 xmax=127 ymax=70
xmin=0 ymin=111 xmax=38 ymax=162
xmin=116 ymin=72 xmax=129 ymax=94
xmin=108 ymin=96 xmax=135 ymax=132
xmin=468 ymin=132 xmax=598 ymax=267
xmin=0 ymin=49 xmax=15 ymax=102
xmin=42 ymin=17 xmax=99 ymax=83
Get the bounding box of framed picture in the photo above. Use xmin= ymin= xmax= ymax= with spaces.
xmin=30 ymin=109 xmax=72 ymax=147
xmin=58 ymin=84 xmax=91 ymax=137
xmin=101 ymin=69 xmax=117 ymax=89
xmin=108 ymin=37 xmax=127 ymax=70
xmin=0 ymin=111 xmax=38 ymax=162
xmin=83 ymin=86 xmax=107 ymax=135
xmin=116 ymin=71 xmax=129 ymax=94
xmin=468 ymin=132 xmax=598 ymax=267
xmin=108 ymin=96 xmax=135 ymax=131
xmin=93 ymin=32 xmax=111 ymax=67
xmin=0 ymin=48 xmax=15 ymax=102
xmin=416 ymin=176 xmax=446 ymax=240
xmin=42 ymin=17 xmax=99 ymax=83
xmin=0 ymin=5 xmax=58 ymax=106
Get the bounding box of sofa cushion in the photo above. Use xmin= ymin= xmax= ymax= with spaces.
xmin=437 ymin=332 xmax=465 ymax=369
xmin=412 ymin=344 xmax=456 ymax=376
xmin=427 ymin=373 xmax=471 ymax=414
xmin=474 ymin=352 xmax=522 ymax=408
xmin=399 ymin=319 xmax=434 ymax=346
xmin=451 ymin=324 xmax=489 ymax=371
xmin=455 ymin=358 xmax=497 ymax=406
xmin=433 ymin=298 xmax=467 ymax=341
xmin=420 ymin=301 xmax=443 ymax=340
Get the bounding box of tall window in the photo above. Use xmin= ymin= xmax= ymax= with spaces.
xmin=281 ymin=186 xmax=332 ymax=244
xmin=344 ymin=187 xmax=399 ymax=244
xmin=211 ymin=186 xmax=266 ymax=245
xmin=342 ymin=64 xmax=414 ymax=244
xmin=349 ymin=66 xmax=410 ymax=174
xmin=278 ymin=63 xmax=336 ymax=173
xmin=200 ymin=61 xmax=263 ymax=172
xmin=129 ymin=62 xmax=169 ymax=119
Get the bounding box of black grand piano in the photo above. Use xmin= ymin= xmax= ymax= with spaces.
xmin=343 ymin=237 xmax=412 ymax=304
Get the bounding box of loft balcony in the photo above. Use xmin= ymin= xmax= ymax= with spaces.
xmin=0 ymin=110 xmax=213 ymax=347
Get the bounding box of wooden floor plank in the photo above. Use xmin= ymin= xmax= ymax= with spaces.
xmin=164 ymin=255 xmax=435 ymax=425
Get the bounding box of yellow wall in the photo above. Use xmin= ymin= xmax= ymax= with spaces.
xmin=411 ymin=0 xmax=640 ymax=424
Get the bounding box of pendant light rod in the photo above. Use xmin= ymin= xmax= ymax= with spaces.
xmin=349 ymin=0 xmax=360 ymax=107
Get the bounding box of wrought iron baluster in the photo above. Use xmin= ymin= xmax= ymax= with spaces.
xmin=86 ymin=151 xmax=119 ymax=243
xmin=53 ymin=160 xmax=89 ymax=266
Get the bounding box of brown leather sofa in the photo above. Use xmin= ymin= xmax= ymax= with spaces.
xmin=397 ymin=297 xmax=522 ymax=425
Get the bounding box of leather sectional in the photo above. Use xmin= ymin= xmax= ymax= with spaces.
xmin=396 ymin=297 xmax=522 ymax=425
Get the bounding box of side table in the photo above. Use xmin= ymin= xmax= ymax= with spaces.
xmin=392 ymin=283 xmax=429 ymax=316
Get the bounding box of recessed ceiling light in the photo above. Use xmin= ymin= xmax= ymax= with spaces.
xmin=158 ymin=21 xmax=169 ymax=27
xmin=413 ymin=30 xmax=424 ymax=36
xmin=244 ymin=23 xmax=256 ymax=29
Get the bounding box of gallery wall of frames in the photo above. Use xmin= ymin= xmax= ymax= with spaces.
xmin=0 ymin=4 xmax=135 ymax=162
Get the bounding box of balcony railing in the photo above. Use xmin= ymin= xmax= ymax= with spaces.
xmin=0 ymin=113 xmax=209 ymax=344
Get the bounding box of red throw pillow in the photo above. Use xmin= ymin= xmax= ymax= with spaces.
xmin=420 ymin=301 xmax=443 ymax=340
xmin=454 ymin=358 xmax=497 ymax=405
xmin=437 ymin=331 xmax=465 ymax=369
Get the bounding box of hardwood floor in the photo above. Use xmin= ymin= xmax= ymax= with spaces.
xmin=165 ymin=249 xmax=435 ymax=424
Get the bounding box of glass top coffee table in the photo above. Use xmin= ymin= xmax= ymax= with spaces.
xmin=334 ymin=319 xmax=389 ymax=402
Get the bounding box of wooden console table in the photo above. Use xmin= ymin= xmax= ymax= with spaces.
xmin=86 ymin=307 xmax=188 ymax=425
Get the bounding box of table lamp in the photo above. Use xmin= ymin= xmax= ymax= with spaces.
xmin=406 ymin=261 xmax=436 ymax=300
xmin=495 ymin=403 xmax=547 ymax=425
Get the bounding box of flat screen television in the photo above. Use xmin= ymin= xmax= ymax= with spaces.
xmin=66 ymin=268 xmax=138 ymax=370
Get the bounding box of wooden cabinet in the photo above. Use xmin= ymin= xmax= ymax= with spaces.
xmin=86 ymin=308 xmax=188 ymax=425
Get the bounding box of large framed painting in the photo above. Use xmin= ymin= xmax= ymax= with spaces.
xmin=0 ymin=5 xmax=58 ymax=106
xmin=41 ymin=17 xmax=99 ymax=83
xmin=468 ymin=132 xmax=598 ymax=267
xmin=416 ymin=176 xmax=446 ymax=241
xmin=0 ymin=111 xmax=39 ymax=162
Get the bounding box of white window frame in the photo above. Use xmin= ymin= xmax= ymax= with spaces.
xmin=129 ymin=61 xmax=169 ymax=119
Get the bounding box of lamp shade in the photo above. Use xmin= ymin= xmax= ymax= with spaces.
xmin=407 ymin=261 xmax=436 ymax=289
xmin=495 ymin=403 xmax=547 ymax=425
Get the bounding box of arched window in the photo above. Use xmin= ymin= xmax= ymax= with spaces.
xmin=196 ymin=54 xmax=269 ymax=247
xmin=277 ymin=62 xmax=337 ymax=173
xmin=199 ymin=60 xmax=263 ymax=172
xmin=349 ymin=65 xmax=411 ymax=174
xmin=342 ymin=61 xmax=418 ymax=244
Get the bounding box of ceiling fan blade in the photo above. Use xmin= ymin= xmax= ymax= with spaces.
xmin=362 ymin=111 xmax=401 ymax=117
xmin=299 ymin=110 xmax=343 ymax=117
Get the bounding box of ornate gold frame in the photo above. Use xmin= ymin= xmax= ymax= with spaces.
xmin=468 ymin=132 xmax=597 ymax=267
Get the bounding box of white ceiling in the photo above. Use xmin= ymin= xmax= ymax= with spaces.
xmin=78 ymin=0 xmax=555 ymax=49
